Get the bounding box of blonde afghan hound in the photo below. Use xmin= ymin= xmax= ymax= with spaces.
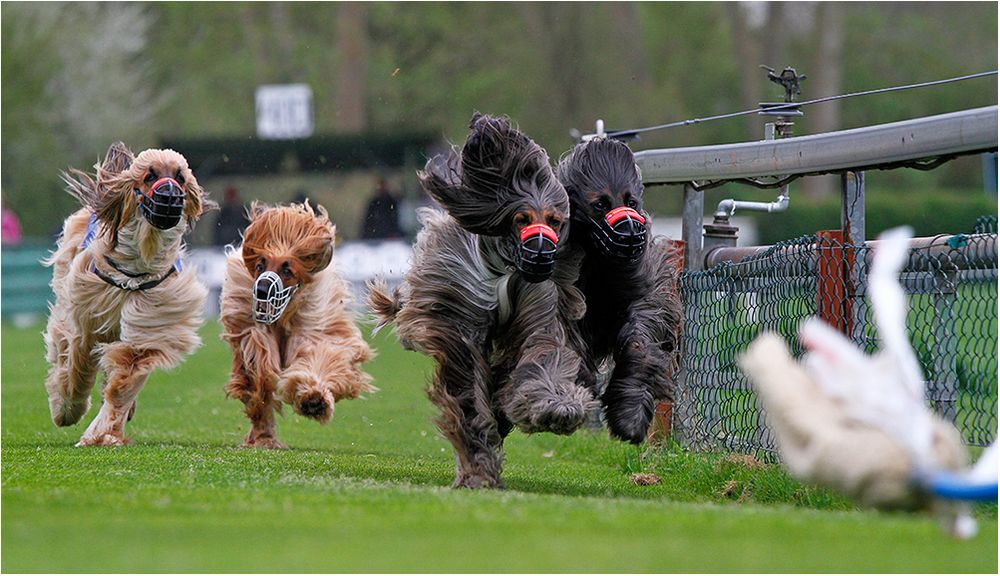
xmin=219 ymin=201 xmax=374 ymax=449
xmin=369 ymin=114 xmax=595 ymax=488
xmin=44 ymin=142 xmax=214 ymax=446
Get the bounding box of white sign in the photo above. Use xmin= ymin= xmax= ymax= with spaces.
xmin=255 ymin=84 xmax=314 ymax=140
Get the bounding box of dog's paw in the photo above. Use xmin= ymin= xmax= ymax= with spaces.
xmin=452 ymin=473 xmax=504 ymax=490
xmin=76 ymin=433 xmax=130 ymax=447
xmin=279 ymin=371 xmax=335 ymax=424
xmin=295 ymin=390 xmax=334 ymax=423
xmin=507 ymin=383 xmax=595 ymax=435
xmin=528 ymin=395 xmax=590 ymax=435
xmin=602 ymin=380 xmax=656 ymax=445
xmin=51 ymin=397 xmax=91 ymax=427
xmin=242 ymin=436 xmax=288 ymax=450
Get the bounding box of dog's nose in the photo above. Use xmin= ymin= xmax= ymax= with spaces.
xmin=516 ymin=223 xmax=559 ymax=283
xmin=255 ymin=275 xmax=275 ymax=300
xmin=591 ymin=207 xmax=647 ymax=262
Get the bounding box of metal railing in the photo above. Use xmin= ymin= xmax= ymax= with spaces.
xmin=636 ymin=106 xmax=999 ymax=457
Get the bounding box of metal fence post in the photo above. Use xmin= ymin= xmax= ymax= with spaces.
xmin=674 ymin=183 xmax=704 ymax=449
xmin=682 ymin=183 xmax=704 ymax=271
xmin=841 ymin=170 xmax=868 ymax=346
xmin=931 ymin=263 xmax=960 ymax=423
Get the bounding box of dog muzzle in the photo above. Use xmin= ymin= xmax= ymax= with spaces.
xmin=136 ymin=177 xmax=185 ymax=230
xmin=252 ymin=271 xmax=298 ymax=324
xmin=516 ymin=223 xmax=559 ymax=283
xmin=590 ymin=206 xmax=647 ymax=262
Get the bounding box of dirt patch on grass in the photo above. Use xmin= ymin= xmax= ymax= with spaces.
xmin=716 ymin=454 xmax=766 ymax=471
xmin=630 ymin=472 xmax=661 ymax=486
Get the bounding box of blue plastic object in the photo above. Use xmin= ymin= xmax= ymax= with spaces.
xmin=928 ymin=472 xmax=999 ymax=502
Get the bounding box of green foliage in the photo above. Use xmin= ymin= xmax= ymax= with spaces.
xmin=2 ymin=321 xmax=997 ymax=572
xmin=744 ymin=186 xmax=998 ymax=245
xmin=2 ymin=2 xmax=997 ymax=239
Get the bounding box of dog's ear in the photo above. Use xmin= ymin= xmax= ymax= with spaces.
xmin=297 ymin=231 xmax=334 ymax=274
xmin=420 ymin=114 xmax=553 ymax=237
xmin=182 ymin=168 xmax=217 ymax=228
xmin=92 ymin=157 xmax=141 ymax=244
xmin=100 ymin=142 xmax=134 ymax=177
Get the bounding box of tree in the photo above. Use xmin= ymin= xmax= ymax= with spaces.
xmin=334 ymin=2 xmax=369 ymax=133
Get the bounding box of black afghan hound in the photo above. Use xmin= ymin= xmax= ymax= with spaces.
xmin=369 ymin=113 xmax=595 ymax=488
xmin=556 ymin=137 xmax=683 ymax=444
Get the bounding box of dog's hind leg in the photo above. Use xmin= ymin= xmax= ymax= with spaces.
xmin=77 ymin=343 xmax=167 ymax=446
xmin=427 ymin=337 xmax=505 ymax=489
xmin=44 ymin=317 xmax=99 ymax=427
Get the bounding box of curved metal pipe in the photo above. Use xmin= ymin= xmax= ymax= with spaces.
xmin=714 ymin=191 xmax=790 ymax=219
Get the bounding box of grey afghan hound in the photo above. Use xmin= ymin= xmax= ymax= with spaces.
xmin=556 ymin=137 xmax=683 ymax=444
xmin=368 ymin=113 xmax=595 ymax=488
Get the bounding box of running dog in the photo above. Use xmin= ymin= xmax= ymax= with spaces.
xmin=44 ymin=142 xmax=213 ymax=446
xmin=556 ymin=137 xmax=683 ymax=444
xmin=220 ymin=201 xmax=374 ymax=448
xmin=369 ymin=113 xmax=595 ymax=488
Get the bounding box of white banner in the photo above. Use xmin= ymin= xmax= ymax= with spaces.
xmin=255 ymin=84 xmax=314 ymax=140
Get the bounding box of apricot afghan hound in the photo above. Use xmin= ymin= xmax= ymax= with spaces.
xmin=220 ymin=201 xmax=374 ymax=448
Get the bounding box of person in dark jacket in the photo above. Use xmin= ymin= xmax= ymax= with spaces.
xmin=361 ymin=178 xmax=404 ymax=240
xmin=214 ymin=186 xmax=250 ymax=246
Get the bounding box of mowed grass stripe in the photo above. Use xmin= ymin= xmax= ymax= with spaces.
xmin=2 ymin=322 xmax=997 ymax=572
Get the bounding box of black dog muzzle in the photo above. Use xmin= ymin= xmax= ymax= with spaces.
xmin=516 ymin=223 xmax=559 ymax=283
xmin=590 ymin=206 xmax=647 ymax=262
xmin=136 ymin=177 xmax=185 ymax=230
xmin=252 ymin=271 xmax=298 ymax=324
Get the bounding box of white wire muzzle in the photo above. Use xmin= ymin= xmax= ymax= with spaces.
xmin=252 ymin=270 xmax=298 ymax=324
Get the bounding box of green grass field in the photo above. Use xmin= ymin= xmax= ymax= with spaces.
xmin=2 ymin=321 xmax=997 ymax=573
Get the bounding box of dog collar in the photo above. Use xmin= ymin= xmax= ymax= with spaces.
xmin=91 ymin=262 xmax=178 ymax=291
xmin=81 ymin=213 xmax=182 ymax=291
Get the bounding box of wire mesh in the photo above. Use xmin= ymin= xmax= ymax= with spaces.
xmin=675 ymin=220 xmax=998 ymax=459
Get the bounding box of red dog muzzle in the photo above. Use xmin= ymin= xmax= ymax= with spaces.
xmin=136 ymin=177 xmax=185 ymax=230
xmin=516 ymin=223 xmax=559 ymax=283
xmin=590 ymin=206 xmax=647 ymax=262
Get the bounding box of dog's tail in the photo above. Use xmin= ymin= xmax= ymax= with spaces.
xmin=366 ymin=278 xmax=404 ymax=335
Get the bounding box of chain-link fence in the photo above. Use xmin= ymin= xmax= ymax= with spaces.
xmin=675 ymin=218 xmax=998 ymax=459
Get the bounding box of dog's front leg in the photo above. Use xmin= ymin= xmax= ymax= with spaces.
xmin=603 ymin=313 xmax=678 ymax=444
xmin=278 ymin=332 xmax=373 ymax=425
xmin=77 ymin=343 xmax=167 ymax=446
xmin=228 ymin=328 xmax=285 ymax=449
xmin=498 ymin=283 xmax=596 ymax=435
xmin=428 ymin=338 xmax=505 ymax=489
xmin=603 ymin=253 xmax=682 ymax=444
xmin=44 ymin=317 xmax=100 ymax=427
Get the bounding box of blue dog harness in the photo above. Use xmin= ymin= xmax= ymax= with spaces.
xmin=81 ymin=213 xmax=182 ymax=291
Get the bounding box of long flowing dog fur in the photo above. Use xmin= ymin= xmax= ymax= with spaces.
xmin=556 ymin=137 xmax=683 ymax=444
xmin=220 ymin=201 xmax=374 ymax=449
xmin=43 ymin=142 xmax=214 ymax=446
xmin=369 ymin=114 xmax=593 ymax=488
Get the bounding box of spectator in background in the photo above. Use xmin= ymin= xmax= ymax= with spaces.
xmin=1 ymin=199 xmax=22 ymax=247
xmin=213 ymin=186 xmax=250 ymax=246
xmin=361 ymin=177 xmax=404 ymax=240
